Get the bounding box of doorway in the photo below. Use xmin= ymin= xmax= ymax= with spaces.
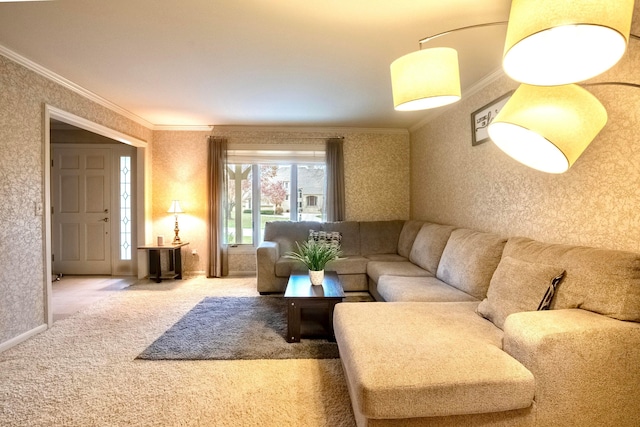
xmin=50 ymin=142 xmax=136 ymax=276
xmin=44 ymin=105 xmax=148 ymax=327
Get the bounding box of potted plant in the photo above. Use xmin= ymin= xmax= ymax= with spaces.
xmin=284 ymin=240 xmax=342 ymax=285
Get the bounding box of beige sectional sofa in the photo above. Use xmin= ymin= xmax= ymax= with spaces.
xmin=257 ymin=220 xmax=640 ymax=426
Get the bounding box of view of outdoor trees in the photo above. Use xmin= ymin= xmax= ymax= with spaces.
xmin=260 ymin=166 xmax=287 ymax=215
xmin=226 ymin=163 xmax=325 ymax=244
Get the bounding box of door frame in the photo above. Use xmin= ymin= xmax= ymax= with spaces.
xmin=43 ymin=105 xmax=148 ymax=327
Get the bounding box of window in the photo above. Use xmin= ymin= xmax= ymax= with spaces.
xmin=225 ymin=146 xmax=325 ymax=245
xmin=119 ymin=156 xmax=132 ymax=260
xmin=226 ymin=164 xmax=252 ymax=245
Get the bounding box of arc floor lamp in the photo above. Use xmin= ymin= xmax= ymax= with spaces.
xmin=390 ymin=0 xmax=638 ymax=174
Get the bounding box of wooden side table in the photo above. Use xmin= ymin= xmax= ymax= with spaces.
xmin=138 ymin=242 xmax=189 ymax=283
xmin=284 ymin=272 xmax=345 ymax=343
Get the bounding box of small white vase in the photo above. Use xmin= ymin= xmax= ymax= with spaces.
xmin=309 ymin=269 xmax=324 ymax=286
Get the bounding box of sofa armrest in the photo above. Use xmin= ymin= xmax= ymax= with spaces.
xmin=257 ymin=240 xmax=280 ymax=259
xmin=256 ymin=241 xmax=285 ymax=293
xmin=503 ymin=309 xmax=640 ymax=426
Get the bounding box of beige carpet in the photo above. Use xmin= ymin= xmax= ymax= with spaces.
xmin=0 ymin=277 xmax=356 ymax=426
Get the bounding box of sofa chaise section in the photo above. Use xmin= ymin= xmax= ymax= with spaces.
xmin=334 ymin=233 xmax=640 ymax=426
xmin=334 ymin=302 xmax=536 ymax=426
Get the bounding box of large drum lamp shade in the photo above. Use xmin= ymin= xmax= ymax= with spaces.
xmin=390 ymin=47 xmax=461 ymax=111
xmin=503 ymin=0 xmax=634 ymax=86
xmin=488 ymin=84 xmax=607 ymax=174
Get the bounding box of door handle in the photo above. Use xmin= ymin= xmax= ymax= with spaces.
xmin=100 ymin=218 xmax=109 ymax=222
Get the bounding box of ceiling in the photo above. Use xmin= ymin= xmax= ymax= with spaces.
xmin=0 ymin=0 xmax=512 ymax=128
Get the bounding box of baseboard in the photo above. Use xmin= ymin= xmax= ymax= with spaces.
xmin=0 ymin=324 xmax=48 ymax=353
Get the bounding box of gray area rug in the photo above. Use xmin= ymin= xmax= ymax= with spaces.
xmin=137 ymin=296 xmax=355 ymax=360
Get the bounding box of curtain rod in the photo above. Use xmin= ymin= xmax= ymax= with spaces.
xmin=270 ymin=136 xmax=344 ymax=140
xmin=211 ymin=135 xmax=343 ymax=140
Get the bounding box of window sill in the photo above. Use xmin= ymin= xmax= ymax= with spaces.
xmin=228 ymin=245 xmax=256 ymax=255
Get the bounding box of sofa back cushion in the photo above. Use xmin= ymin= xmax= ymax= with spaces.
xmin=322 ymin=221 xmax=361 ymax=256
xmin=263 ymin=221 xmax=320 ymax=254
xmin=397 ymin=220 xmax=426 ymax=258
xmin=436 ymin=229 xmax=507 ymax=299
xmin=409 ymin=223 xmax=456 ymax=275
xmin=359 ymin=220 xmax=405 ymax=256
xmin=503 ymin=237 xmax=640 ymax=322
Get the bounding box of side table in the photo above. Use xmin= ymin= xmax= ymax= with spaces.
xmin=138 ymin=242 xmax=189 ymax=283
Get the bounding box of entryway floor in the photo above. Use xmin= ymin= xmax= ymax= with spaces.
xmin=52 ymin=276 xmax=137 ymax=322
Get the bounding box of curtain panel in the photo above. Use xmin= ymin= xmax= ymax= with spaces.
xmin=207 ymin=136 xmax=229 ymax=277
xmin=325 ymin=138 xmax=345 ymax=222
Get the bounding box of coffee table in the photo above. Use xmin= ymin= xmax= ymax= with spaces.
xmin=284 ymin=271 xmax=345 ymax=343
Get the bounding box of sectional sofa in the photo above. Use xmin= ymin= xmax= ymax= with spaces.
xmin=256 ymin=220 xmax=640 ymax=426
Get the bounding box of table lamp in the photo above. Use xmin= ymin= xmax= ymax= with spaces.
xmin=167 ymin=200 xmax=183 ymax=244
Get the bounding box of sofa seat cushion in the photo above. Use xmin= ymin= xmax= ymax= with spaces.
xmin=334 ymin=302 xmax=535 ymax=419
xmin=378 ymin=275 xmax=478 ymax=302
xmin=363 ymin=253 xmax=407 ymax=262
xmin=275 ymin=256 xmax=369 ymax=277
xmin=367 ymin=261 xmax=432 ymax=284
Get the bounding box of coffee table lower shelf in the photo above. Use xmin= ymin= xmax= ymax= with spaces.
xmin=284 ymin=272 xmax=345 ymax=343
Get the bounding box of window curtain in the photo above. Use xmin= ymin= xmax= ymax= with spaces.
xmin=325 ymin=137 xmax=345 ymax=222
xmin=207 ymin=136 xmax=228 ymax=277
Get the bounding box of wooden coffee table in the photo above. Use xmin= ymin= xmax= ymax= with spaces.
xmin=284 ymin=272 xmax=345 ymax=343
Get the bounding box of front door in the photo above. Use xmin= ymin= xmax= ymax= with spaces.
xmin=52 ymin=148 xmax=111 ymax=275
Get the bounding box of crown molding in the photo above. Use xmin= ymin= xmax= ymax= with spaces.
xmin=409 ymin=66 xmax=506 ymax=133
xmin=152 ymin=125 xmax=214 ymax=132
xmin=212 ymin=125 xmax=409 ymax=135
xmin=0 ymin=43 xmax=154 ymax=129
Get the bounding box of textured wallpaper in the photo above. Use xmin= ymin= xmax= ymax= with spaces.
xmin=410 ymin=11 xmax=640 ymax=253
xmin=342 ymin=132 xmax=410 ymax=221
xmin=0 ymin=54 xmax=152 ymax=345
xmin=151 ymin=130 xmax=210 ymax=274
xmin=150 ymin=127 xmax=410 ymax=274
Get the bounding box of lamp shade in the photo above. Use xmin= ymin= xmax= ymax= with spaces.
xmin=503 ymin=0 xmax=634 ymax=86
xmin=488 ymin=84 xmax=607 ymax=174
xmin=167 ymin=200 xmax=183 ymax=214
xmin=390 ymin=47 xmax=461 ymax=111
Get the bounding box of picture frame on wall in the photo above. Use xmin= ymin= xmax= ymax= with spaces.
xmin=471 ymin=91 xmax=514 ymax=146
